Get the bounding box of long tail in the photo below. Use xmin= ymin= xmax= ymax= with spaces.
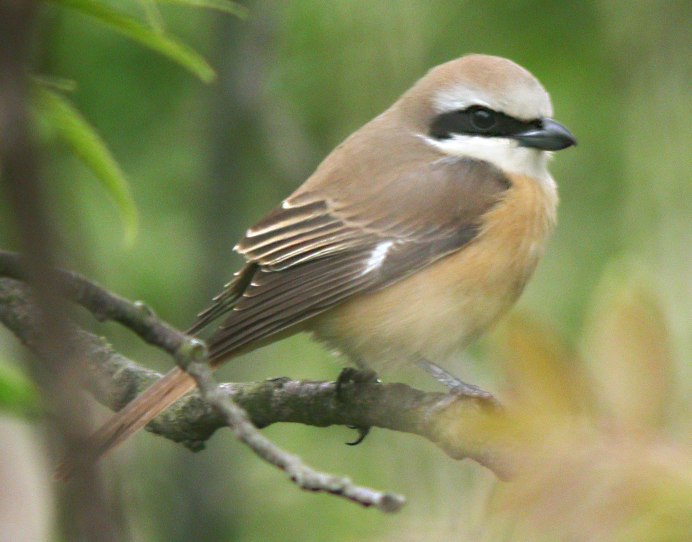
xmin=55 ymin=366 xmax=196 ymax=480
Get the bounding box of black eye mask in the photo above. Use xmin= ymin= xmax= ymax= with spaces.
xmin=429 ymin=106 xmax=542 ymax=140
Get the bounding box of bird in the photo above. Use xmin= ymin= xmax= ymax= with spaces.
xmin=58 ymin=53 xmax=575 ymax=477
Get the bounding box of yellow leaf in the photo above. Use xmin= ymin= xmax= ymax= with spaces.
xmin=583 ymin=258 xmax=674 ymax=430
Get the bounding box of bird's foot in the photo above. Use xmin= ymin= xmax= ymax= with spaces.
xmin=335 ymin=367 xmax=380 ymax=445
xmin=335 ymin=367 xmax=380 ymax=396
xmin=417 ymin=358 xmax=499 ymax=405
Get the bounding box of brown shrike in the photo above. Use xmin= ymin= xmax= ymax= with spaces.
xmin=60 ymin=54 xmax=576 ymax=475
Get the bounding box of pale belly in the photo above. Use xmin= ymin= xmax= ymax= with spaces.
xmin=311 ymin=236 xmax=536 ymax=370
xmin=309 ymin=173 xmax=556 ymax=371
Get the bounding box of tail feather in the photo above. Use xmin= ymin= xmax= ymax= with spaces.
xmin=55 ymin=366 xmax=196 ymax=480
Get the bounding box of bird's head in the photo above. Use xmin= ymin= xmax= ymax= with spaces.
xmin=398 ymin=54 xmax=576 ymax=180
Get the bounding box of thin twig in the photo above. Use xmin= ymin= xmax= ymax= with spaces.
xmin=0 ymin=250 xmax=186 ymax=357
xmin=0 ymin=273 xmax=408 ymax=512
xmin=178 ymin=342 xmax=405 ymax=512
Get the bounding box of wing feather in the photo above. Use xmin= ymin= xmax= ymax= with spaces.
xmin=191 ymin=157 xmax=511 ymax=362
xmin=208 ymin=251 xmax=374 ymax=357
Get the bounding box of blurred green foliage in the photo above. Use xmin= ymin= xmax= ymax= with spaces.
xmin=0 ymin=358 xmax=39 ymax=417
xmin=31 ymin=0 xmax=246 ymax=245
xmin=51 ymin=0 xmax=218 ymax=81
xmin=33 ymin=82 xmax=140 ymax=243
xmin=0 ymin=0 xmax=689 ymax=540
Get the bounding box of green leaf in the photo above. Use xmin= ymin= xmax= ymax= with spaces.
xmin=49 ymin=0 xmax=216 ymax=82
xmin=139 ymin=0 xmax=166 ymax=33
xmin=33 ymin=85 xmax=139 ymax=245
xmin=30 ymin=74 xmax=78 ymax=93
xmin=0 ymin=360 xmax=39 ymax=417
xmin=156 ymin=0 xmax=249 ymax=19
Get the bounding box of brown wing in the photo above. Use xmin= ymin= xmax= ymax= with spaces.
xmin=191 ymin=158 xmax=510 ymax=362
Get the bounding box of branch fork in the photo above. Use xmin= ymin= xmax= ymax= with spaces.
xmin=0 ymin=250 xmax=509 ymax=512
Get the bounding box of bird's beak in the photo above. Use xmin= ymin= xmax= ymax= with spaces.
xmin=515 ymin=118 xmax=577 ymax=151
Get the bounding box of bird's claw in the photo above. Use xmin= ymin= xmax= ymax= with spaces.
xmin=335 ymin=367 xmax=380 ymax=445
xmin=345 ymin=425 xmax=370 ymax=446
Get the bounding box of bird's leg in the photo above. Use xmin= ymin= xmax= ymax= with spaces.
xmin=335 ymin=367 xmax=380 ymax=394
xmin=335 ymin=364 xmax=380 ymax=446
xmin=416 ymin=358 xmax=495 ymax=400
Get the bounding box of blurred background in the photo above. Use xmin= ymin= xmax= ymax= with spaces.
xmin=0 ymin=0 xmax=689 ymax=540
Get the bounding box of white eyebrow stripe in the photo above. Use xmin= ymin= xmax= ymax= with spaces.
xmin=362 ymin=241 xmax=394 ymax=276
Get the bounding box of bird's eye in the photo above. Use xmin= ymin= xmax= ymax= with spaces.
xmin=468 ymin=107 xmax=497 ymax=131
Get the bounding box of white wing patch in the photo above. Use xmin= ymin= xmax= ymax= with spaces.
xmin=362 ymin=241 xmax=394 ymax=276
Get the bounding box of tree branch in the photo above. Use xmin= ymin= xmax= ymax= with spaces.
xmin=0 ymin=3 xmax=127 ymax=536
xmin=0 ymin=253 xmax=512 ymax=510
xmin=0 ymin=250 xmax=187 ymax=357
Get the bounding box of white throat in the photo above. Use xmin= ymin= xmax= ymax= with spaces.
xmin=421 ymin=133 xmax=552 ymax=183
